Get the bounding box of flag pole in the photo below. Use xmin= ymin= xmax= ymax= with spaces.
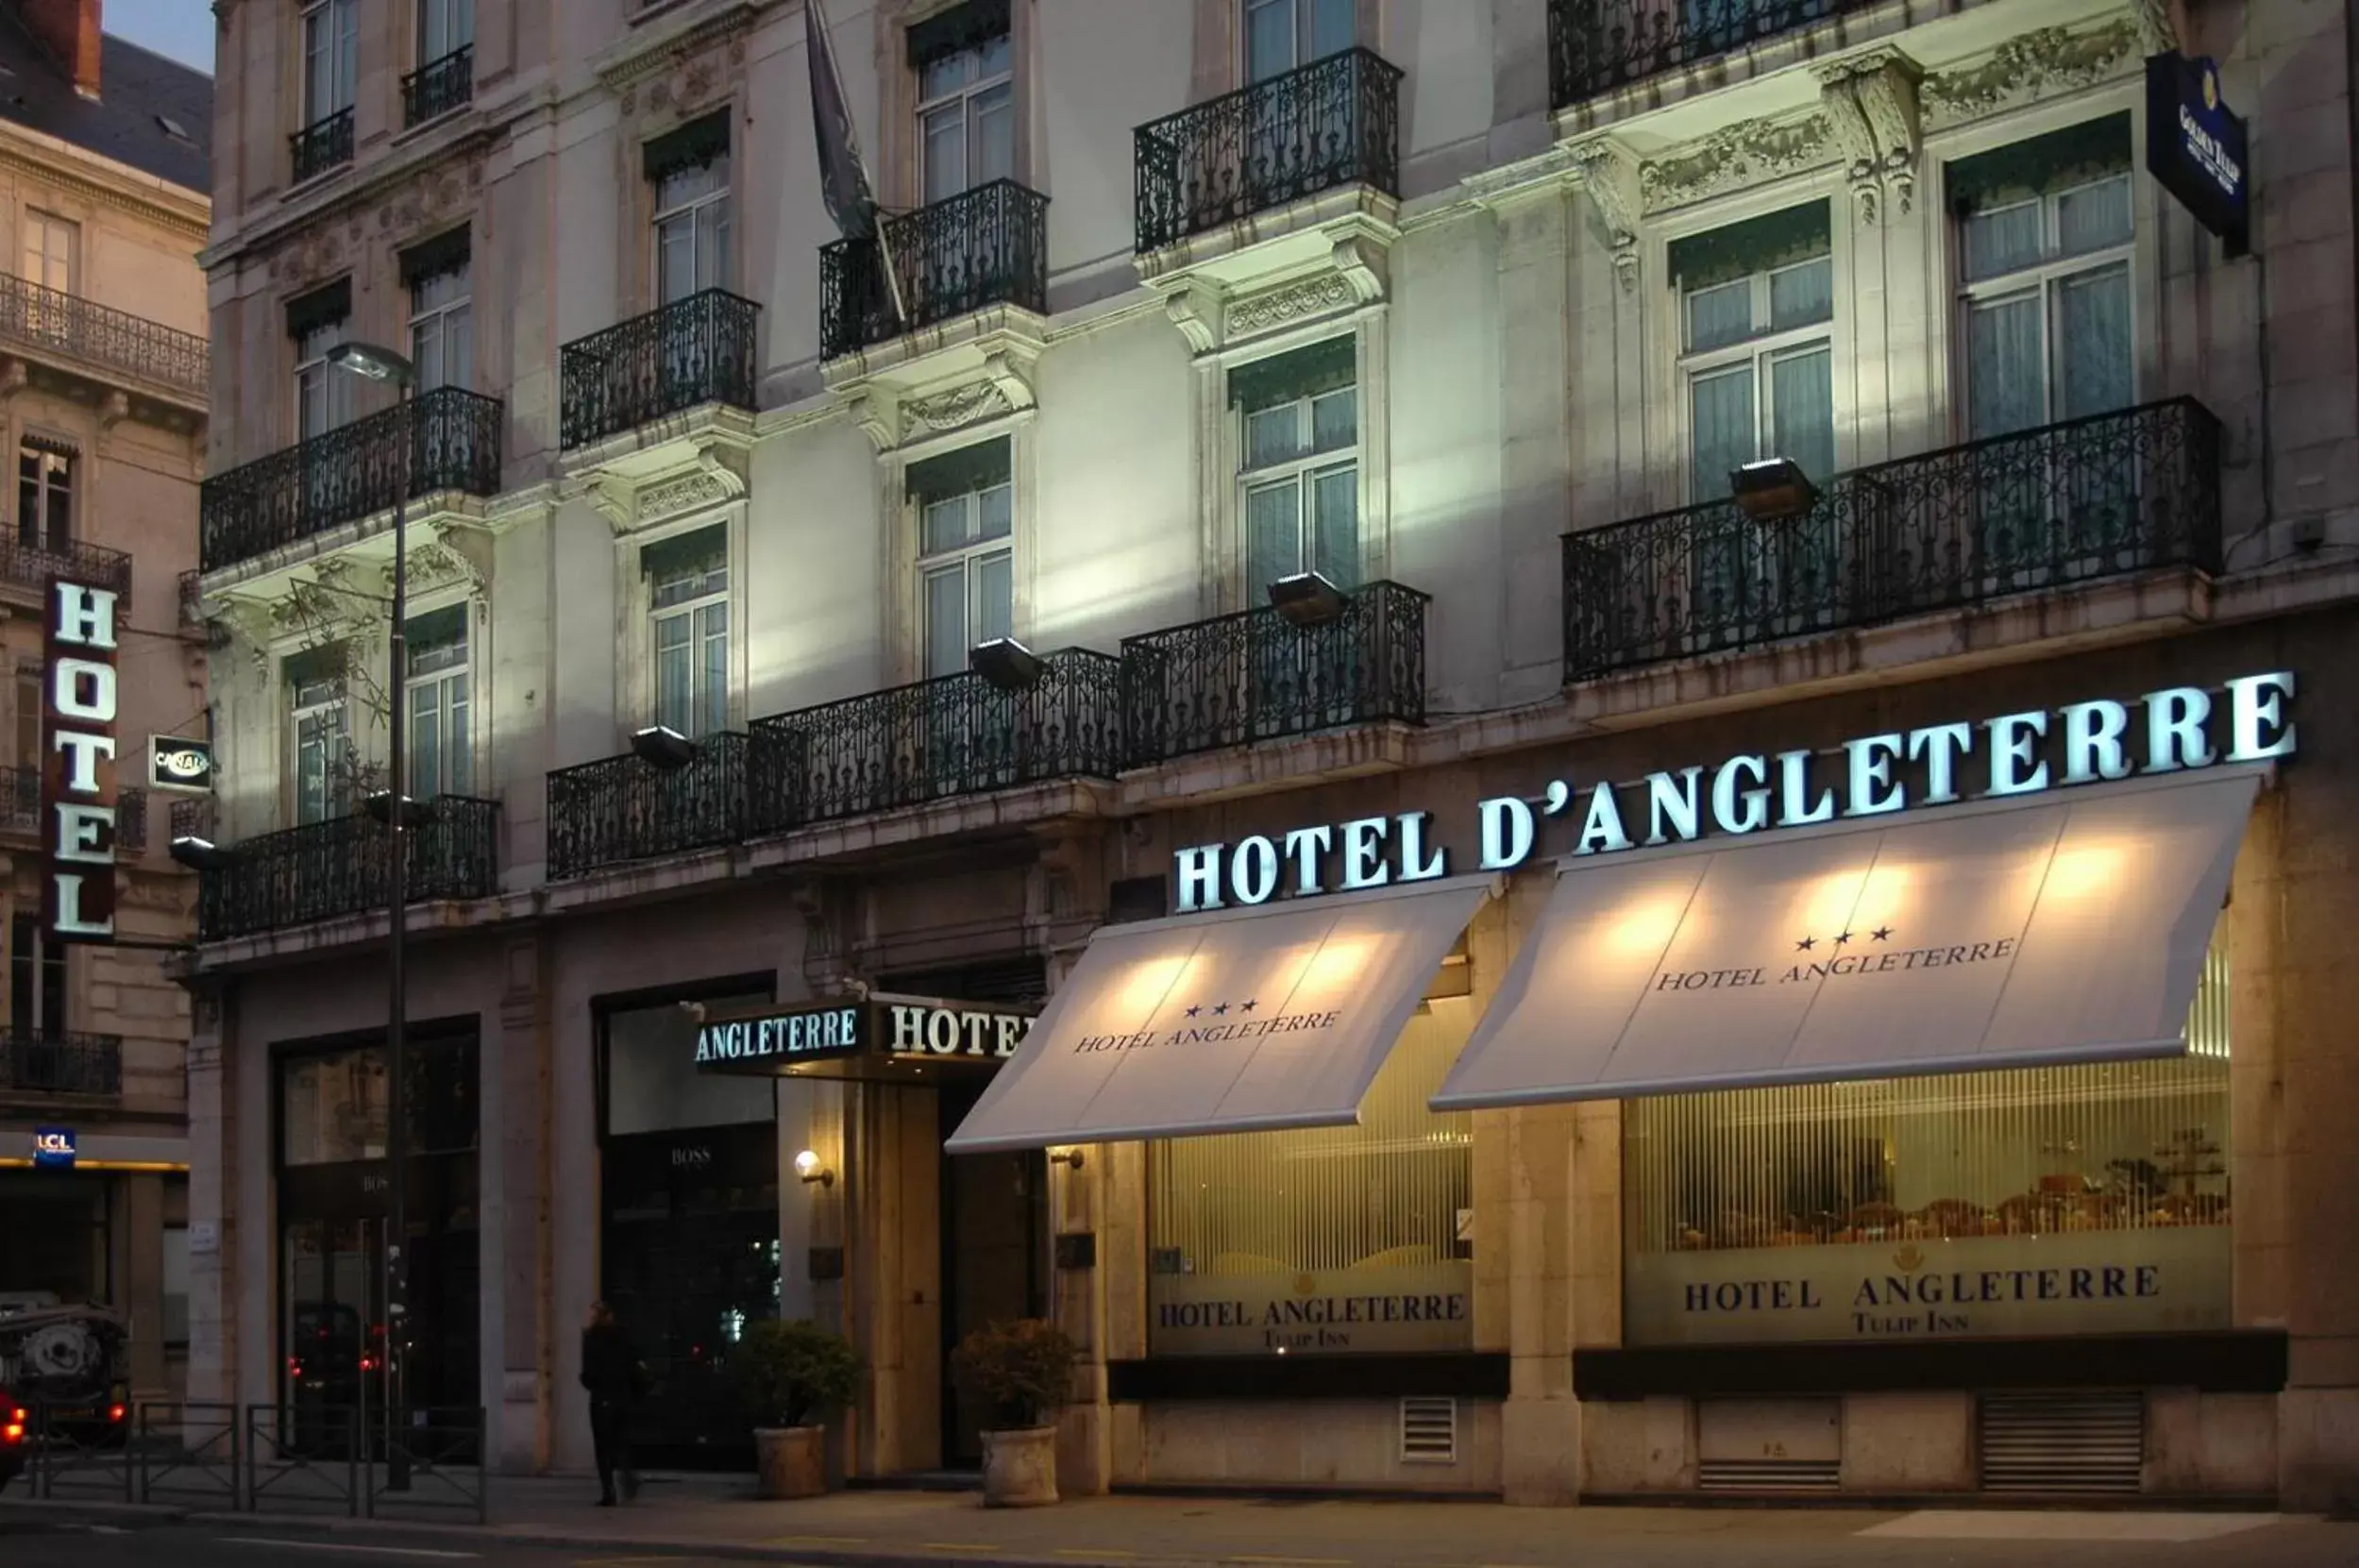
xmin=806 ymin=0 xmax=908 ymax=329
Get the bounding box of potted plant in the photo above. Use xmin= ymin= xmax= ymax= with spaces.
xmin=950 ymin=1318 xmax=1078 ymax=1508
xmin=733 ymin=1318 xmax=863 ymax=1500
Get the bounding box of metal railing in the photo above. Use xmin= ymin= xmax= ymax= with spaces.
xmin=1121 ymin=580 xmax=1429 ymax=763
xmin=1548 ymin=0 xmax=1869 ymax=107
xmin=559 ymin=288 xmax=760 ymax=450
xmin=119 ymin=788 xmax=146 ymax=851
xmin=821 ymin=179 xmax=1050 ymax=360
xmin=0 ymin=273 xmax=209 ymax=396
xmin=365 ymin=1408 xmax=487 ymax=1522
xmin=0 ymin=533 xmax=133 ymax=605
xmin=199 ymin=385 xmax=505 ymax=572
xmin=750 ymin=649 xmax=1122 ymax=831
xmin=0 ymin=1032 xmax=122 ymax=1098
xmin=194 ymin=795 xmax=500 ymax=941
xmin=26 ymin=1402 xmax=133 ymax=1502
xmin=1562 ymin=398 xmax=2225 ymax=681
xmin=402 ymin=44 xmax=474 ymax=126
xmin=545 ymin=730 xmax=773 ymax=878
xmin=1135 ymin=47 xmax=1404 ymax=252
xmin=137 ymin=1403 xmax=240 ymax=1511
xmin=245 ymin=1402 xmax=360 ymax=1516
xmin=291 ymin=107 xmax=355 ymax=184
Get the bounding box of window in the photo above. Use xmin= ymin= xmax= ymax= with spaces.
xmin=279 ymin=1035 xmax=480 ymax=1167
xmin=1236 ymin=337 xmax=1359 ymax=593
xmin=405 ymin=605 xmax=470 ymax=799
xmin=417 ymin=0 xmax=473 ymax=65
xmin=1245 ymin=0 xmax=1353 ymax=81
xmin=161 ymin=1225 xmax=191 ymax=1351
xmin=9 ymin=914 xmax=66 ymax=1039
xmin=290 ymin=283 xmax=355 ymax=442
xmin=1148 ymin=1008 xmax=1472 ymax=1356
xmin=301 ymin=0 xmax=360 ymax=127
xmin=289 ymin=660 xmax=350 ymax=826
xmin=406 ymin=244 xmax=473 ymax=393
xmin=649 ymin=120 xmax=732 ymax=303
xmin=646 ymin=527 xmax=730 ymax=737
xmin=22 ymin=210 xmax=76 ymax=295
xmin=911 ymin=441 xmax=1015 ymax=679
xmin=1675 ymin=203 xmax=1836 ymax=498
xmin=17 ymin=441 xmax=72 ymax=552
xmin=1953 ymin=116 xmax=2136 ymax=440
xmin=917 ymin=31 xmax=1012 ymax=205
xmin=15 ymin=665 xmax=38 ymax=768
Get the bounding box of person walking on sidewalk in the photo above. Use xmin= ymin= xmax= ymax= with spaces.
xmin=580 ymin=1300 xmax=645 ymax=1506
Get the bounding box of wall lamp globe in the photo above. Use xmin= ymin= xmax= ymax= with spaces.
xmin=326 ymin=340 xmax=416 ymax=387
xmin=1267 ymin=570 xmax=1346 ymax=628
xmin=1728 ymin=456 xmax=1818 ymax=523
xmin=794 ymin=1149 xmax=834 ymax=1188
xmin=631 ymin=725 xmax=699 ymax=771
xmin=168 ymin=835 xmax=230 ymax=871
xmin=969 ymin=637 xmax=1044 ymax=692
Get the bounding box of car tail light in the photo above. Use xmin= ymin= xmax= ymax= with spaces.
xmin=2 ymin=1409 xmax=23 ymax=1444
xmin=108 ymin=1404 xmax=126 ymax=1424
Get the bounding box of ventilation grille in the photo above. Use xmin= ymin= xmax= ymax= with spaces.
xmin=1398 ymin=1397 xmax=1457 ymax=1464
xmin=1697 ymin=1458 xmax=1841 ymax=1492
xmin=1980 ymin=1392 xmax=2145 ymax=1494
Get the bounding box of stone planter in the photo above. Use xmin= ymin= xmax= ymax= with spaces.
xmin=980 ymin=1425 xmax=1057 ymax=1507
xmin=753 ymin=1425 xmax=827 ymax=1500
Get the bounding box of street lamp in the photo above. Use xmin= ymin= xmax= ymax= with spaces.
xmin=329 ymin=339 xmax=415 ymax=1488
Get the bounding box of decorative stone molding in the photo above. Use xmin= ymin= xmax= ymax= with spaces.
xmin=901 ymin=379 xmax=1014 ymax=439
xmin=1164 ymin=281 xmax=1222 ymax=355
xmin=412 ymin=522 xmax=496 ymax=595
xmin=1818 ymin=49 xmax=1923 ymax=226
xmin=1639 ymin=113 xmax=1834 ymax=217
xmin=99 ymin=390 xmax=131 ymax=434
xmin=638 ymin=466 xmax=744 ymax=524
xmin=1920 ymin=21 xmax=2142 ymax=131
xmin=573 ymin=443 xmax=750 ymax=531
xmin=1226 ymin=273 xmax=1355 ymax=339
xmin=1567 ymin=135 xmax=1643 ymax=291
xmin=2133 ymin=0 xmax=2176 ymax=56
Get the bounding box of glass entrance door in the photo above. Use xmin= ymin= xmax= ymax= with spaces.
xmin=938 ymin=1079 xmax=1046 ymax=1468
xmin=281 ymin=1215 xmax=383 ymax=1455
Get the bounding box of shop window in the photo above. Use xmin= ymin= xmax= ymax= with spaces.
xmin=1621 ymin=934 xmax=2231 ymax=1347
xmin=1147 ymin=1008 xmax=1473 ymax=1356
xmin=602 ymin=992 xmax=772 ymax=1138
xmin=278 ymin=1036 xmax=480 ymax=1168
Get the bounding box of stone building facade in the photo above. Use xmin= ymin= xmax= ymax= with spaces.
xmin=189 ymin=0 xmax=2359 ymax=1506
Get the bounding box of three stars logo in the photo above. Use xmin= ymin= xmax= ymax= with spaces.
xmin=1182 ymin=999 xmax=1258 ymax=1020
xmin=1796 ymin=926 xmax=1895 ymax=953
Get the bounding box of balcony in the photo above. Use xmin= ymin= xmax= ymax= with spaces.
xmin=559 ymin=289 xmax=760 ymax=452
xmin=291 ymin=107 xmax=355 ymax=184
xmin=1547 ymin=0 xmax=1871 ymax=109
xmin=0 ymin=274 xmax=208 ymax=400
xmin=545 ymin=731 xmax=778 ymax=879
xmin=0 ymin=1031 xmax=121 ymax=1099
xmin=1562 ymin=398 xmax=2224 ymax=682
xmin=750 ymin=650 xmax=1122 ymax=830
xmin=403 ymin=44 xmax=474 ymax=127
xmin=1121 ymin=580 xmax=1428 ymax=764
xmin=194 ymin=795 xmax=500 ymax=942
xmin=0 ymin=533 xmax=132 ymax=608
xmin=820 ymin=181 xmax=1050 ymax=362
xmin=198 ymin=385 xmax=504 ymax=574
xmin=1135 ymin=48 xmax=1404 ymax=254
xmin=0 ymin=771 xmax=130 ymax=843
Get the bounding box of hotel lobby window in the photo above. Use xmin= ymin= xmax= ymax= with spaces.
xmin=1147 ymin=1007 xmax=1472 ymax=1356
xmin=1621 ymin=935 xmax=2231 ymax=1346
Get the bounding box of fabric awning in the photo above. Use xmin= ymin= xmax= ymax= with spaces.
xmin=1433 ymin=768 xmax=2262 ymax=1111
xmin=945 ymin=874 xmax=1493 ymax=1154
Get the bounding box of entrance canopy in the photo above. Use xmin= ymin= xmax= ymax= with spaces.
xmin=1433 ymin=768 xmax=2261 ymax=1111
xmin=945 ymin=874 xmax=1493 ymax=1154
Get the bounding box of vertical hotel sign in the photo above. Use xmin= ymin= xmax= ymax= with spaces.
xmin=42 ymin=579 xmax=119 ymax=942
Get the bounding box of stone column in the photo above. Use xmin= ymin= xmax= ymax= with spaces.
xmin=118 ymin=1172 xmax=167 ymax=1398
xmin=1486 ymin=176 xmax=1580 ymax=699
xmin=485 ymin=934 xmax=553 ymax=1474
xmin=183 ymin=981 xmax=236 ymax=1409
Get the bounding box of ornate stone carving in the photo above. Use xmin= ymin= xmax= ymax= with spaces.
xmin=1639 ymin=113 xmax=1834 ymax=216
xmin=849 ymin=387 xmax=899 ymax=452
xmin=1567 ymin=135 xmax=1643 ymax=291
xmin=1920 ymin=22 xmax=2141 ymax=130
xmin=901 ymin=379 xmax=1013 ymax=439
xmin=1818 ymin=49 xmax=1923 ymax=225
xmin=2133 ymin=0 xmax=2176 ymax=56
xmin=1227 ymin=274 xmax=1354 ymax=338
xmin=1163 ymin=282 xmax=1222 ymax=355
xmin=638 ymin=467 xmax=741 ymax=523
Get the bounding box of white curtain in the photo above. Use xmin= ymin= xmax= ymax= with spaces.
xmin=1689 ymin=363 xmax=1757 ymax=496
xmin=2057 ymin=264 xmax=2132 ymax=420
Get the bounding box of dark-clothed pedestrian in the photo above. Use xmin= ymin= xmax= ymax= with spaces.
xmin=580 ymin=1300 xmax=643 ymax=1506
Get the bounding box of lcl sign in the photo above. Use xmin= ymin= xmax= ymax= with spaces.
xmin=43 ymin=581 xmax=118 ymax=943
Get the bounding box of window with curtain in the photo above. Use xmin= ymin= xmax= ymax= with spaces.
xmin=287 ymin=650 xmax=350 ymax=825
xmin=912 ymin=441 xmax=1015 ymax=679
xmin=406 ymin=605 xmax=471 ymax=799
xmin=290 ymin=283 xmax=354 ymax=443
xmin=1675 ymin=202 xmax=1837 ymax=499
xmin=22 ymin=209 xmax=76 ymax=332
xmin=647 ymin=526 xmax=730 ymax=737
xmin=407 ymin=244 xmax=473 ymax=393
xmin=301 ymin=0 xmax=360 ymax=127
xmin=417 ymin=0 xmax=473 ymax=65
xmin=917 ymin=26 xmax=1012 ymax=206
xmin=1245 ymin=0 xmax=1354 ymax=80
xmin=1236 ymin=336 xmax=1359 ymax=596
xmin=9 ymin=913 xmax=66 ymax=1039
xmin=18 ymin=442 xmax=72 ymax=552
xmin=650 ymin=121 xmax=732 ymax=303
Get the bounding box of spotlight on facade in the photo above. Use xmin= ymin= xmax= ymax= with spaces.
xmin=325 ymin=340 xmax=415 ymax=385
xmin=969 ymin=637 xmax=1044 ymax=692
xmin=1267 ymin=571 xmax=1346 ymax=628
xmin=1049 ymin=1146 xmax=1085 ymax=1171
xmin=1728 ymin=457 xmax=1819 ymax=522
xmin=794 ymin=1149 xmax=834 ymax=1188
xmin=362 ymin=790 xmax=428 ymax=828
xmin=631 ymin=725 xmax=699 ymax=770
xmin=167 ymin=835 xmax=229 ymax=871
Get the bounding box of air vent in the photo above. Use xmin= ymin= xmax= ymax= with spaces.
xmin=1398 ymin=1397 xmax=1457 ymax=1464
xmin=1980 ymin=1391 xmax=2144 ymax=1494
xmin=1697 ymin=1457 xmax=1841 ymax=1491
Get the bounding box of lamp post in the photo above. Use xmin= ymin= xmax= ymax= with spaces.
xmin=329 ymin=340 xmax=416 ymax=1488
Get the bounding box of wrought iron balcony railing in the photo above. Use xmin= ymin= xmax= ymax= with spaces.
xmin=749 ymin=649 xmax=1122 ymax=831
xmin=1548 ymin=0 xmax=1868 ymax=108
xmin=0 ymin=533 xmax=132 ymax=605
xmin=291 ymin=107 xmax=355 ymax=184
xmin=119 ymin=789 xmax=146 ymax=851
xmin=559 ymin=289 xmax=760 ymax=450
xmin=1135 ymin=47 xmax=1404 ymax=253
xmin=1121 ymin=580 xmax=1428 ymax=764
xmin=195 ymin=795 xmax=500 ymax=941
xmin=545 ymin=731 xmax=782 ymax=879
xmin=1562 ymin=398 xmax=2225 ymax=682
xmin=0 ymin=274 xmax=209 ymax=396
xmin=820 ymin=180 xmax=1050 ymax=361
xmin=199 ymin=385 xmax=504 ymax=573
xmin=0 ymin=1030 xmax=122 ymax=1098
xmin=403 ymin=44 xmax=474 ymax=126
xmin=2 ymin=767 xmax=35 ymax=836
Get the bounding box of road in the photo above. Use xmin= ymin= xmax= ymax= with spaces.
xmin=0 ymin=1515 xmax=759 ymax=1567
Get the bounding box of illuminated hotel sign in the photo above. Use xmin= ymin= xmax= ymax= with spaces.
xmin=1173 ymin=674 xmax=2297 ymax=913
xmin=693 ymin=997 xmax=1036 ymax=1075
xmin=42 ymin=581 xmax=121 ymax=943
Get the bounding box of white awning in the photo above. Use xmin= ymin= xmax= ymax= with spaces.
xmin=945 ymin=874 xmax=1493 ymax=1154
xmin=1432 ymin=768 xmax=2262 ymax=1111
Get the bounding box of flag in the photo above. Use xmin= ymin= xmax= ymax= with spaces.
xmin=805 ymin=0 xmax=880 ymax=243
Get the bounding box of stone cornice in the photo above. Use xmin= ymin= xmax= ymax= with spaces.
xmin=594 ymin=0 xmax=767 ymax=91
xmin=0 ymin=128 xmax=209 ymax=244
